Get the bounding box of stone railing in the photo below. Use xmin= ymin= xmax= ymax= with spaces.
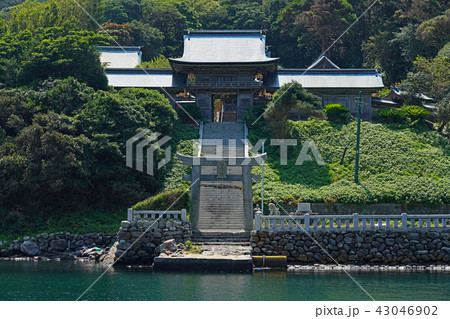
xmin=127 ymin=208 xmax=188 ymax=222
xmin=255 ymin=213 xmax=450 ymax=232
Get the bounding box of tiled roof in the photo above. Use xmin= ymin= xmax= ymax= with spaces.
xmin=106 ymin=69 xmax=185 ymax=88
xmin=98 ymin=46 xmax=142 ymax=69
xmin=170 ymin=30 xmax=278 ymax=64
xmin=265 ymin=69 xmax=384 ymax=89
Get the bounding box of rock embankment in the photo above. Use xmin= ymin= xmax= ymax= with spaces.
xmin=1 ymin=232 xmax=116 ymax=261
xmin=115 ymin=219 xmax=192 ymax=264
xmin=251 ymin=230 xmax=450 ymax=264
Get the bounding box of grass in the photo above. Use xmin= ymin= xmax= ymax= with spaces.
xmin=249 ymin=119 xmax=450 ymax=206
xmin=184 ymin=240 xmax=204 ymax=254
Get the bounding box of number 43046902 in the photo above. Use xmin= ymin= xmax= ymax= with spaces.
xmin=376 ymin=305 xmax=438 ymax=316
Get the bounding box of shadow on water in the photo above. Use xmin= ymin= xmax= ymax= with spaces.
xmin=0 ymin=261 xmax=449 ymax=301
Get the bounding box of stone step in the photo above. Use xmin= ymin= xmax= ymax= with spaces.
xmin=192 ymin=230 xmax=250 ymax=243
xmin=195 ymin=122 xmax=248 ymax=234
xmin=222 ymin=112 xmax=237 ymax=122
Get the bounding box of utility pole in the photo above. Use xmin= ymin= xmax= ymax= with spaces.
xmin=355 ymin=91 xmax=362 ymax=184
xmin=261 ymin=141 xmax=265 ymax=214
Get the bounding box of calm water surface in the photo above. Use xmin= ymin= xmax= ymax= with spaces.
xmin=0 ymin=261 xmax=448 ymax=301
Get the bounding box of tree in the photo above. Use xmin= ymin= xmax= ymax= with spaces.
xmin=104 ymin=0 xmax=142 ymax=24
xmin=231 ymin=2 xmax=270 ymax=30
xmin=271 ymin=0 xmax=320 ymax=68
xmin=362 ymin=31 xmax=409 ymax=85
xmin=129 ymin=20 xmax=164 ymax=60
xmin=189 ymin=0 xmax=225 ymax=29
xmin=400 ymin=55 xmax=450 ymax=133
xmin=416 ymin=9 xmax=450 ymax=51
xmin=390 ymin=24 xmax=435 ymax=64
xmin=0 ymin=27 xmax=109 ymax=89
xmin=399 ymin=0 xmax=450 ymax=23
xmin=99 ymin=21 xmax=135 ymax=46
xmin=33 ymin=77 xmax=95 ymax=116
xmin=264 ymin=81 xmax=322 ymax=138
xmin=7 ymin=0 xmax=105 ymax=33
xmin=297 ymin=0 xmax=354 ymax=58
xmin=137 ymin=54 xmax=170 ymax=68
xmin=141 ymin=0 xmax=199 ymax=57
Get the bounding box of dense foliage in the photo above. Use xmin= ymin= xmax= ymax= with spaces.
xmin=0 ymin=26 xmax=109 ymax=89
xmin=0 ymin=79 xmax=180 ymax=213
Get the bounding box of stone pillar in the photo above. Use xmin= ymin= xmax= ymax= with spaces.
xmin=190 ymin=165 xmax=201 ymax=233
xmin=242 ymin=165 xmax=253 ymax=233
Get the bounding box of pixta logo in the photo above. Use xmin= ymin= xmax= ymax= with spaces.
xmin=126 ymin=129 xmax=172 ymax=176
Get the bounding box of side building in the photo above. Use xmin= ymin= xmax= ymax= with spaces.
xmin=100 ymin=30 xmax=384 ymax=121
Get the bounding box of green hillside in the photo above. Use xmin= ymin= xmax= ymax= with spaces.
xmin=249 ymin=119 xmax=450 ymax=206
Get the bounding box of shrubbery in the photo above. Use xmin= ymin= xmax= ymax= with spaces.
xmin=176 ymin=103 xmax=202 ymax=124
xmin=401 ymin=105 xmax=431 ymax=122
xmin=132 ymin=188 xmax=190 ymax=211
xmin=377 ymin=108 xmax=406 ymax=123
xmin=324 ymin=104 xmax=350 ymax=123
xmin=377 ymin=106 xmax=430 ymax=124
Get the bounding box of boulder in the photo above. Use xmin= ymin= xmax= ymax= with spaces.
xmin=50 ymin=239 xmax=67 ymax=251
xmin=20 ymin=241 xmax=40 ymax=256
xmin=284 ymin=243 xmax=294 ymax=251
xmin=159 ymin=239 xmax=178 ymax=253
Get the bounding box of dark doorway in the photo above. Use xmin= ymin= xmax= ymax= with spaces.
xmin=212 ymin=94 xmax=237 ymax=122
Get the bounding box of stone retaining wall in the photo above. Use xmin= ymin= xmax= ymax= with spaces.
xmin=251 ymin=230 xmax=450 ymax=264
xmin=2 ymin=232 xmax=116 ymax=259
xmin=115 ymin=219 xmax=192 ymax=264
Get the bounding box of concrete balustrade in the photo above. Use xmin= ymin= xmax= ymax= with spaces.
xmin=255 ymin=213 xmax=450 ymax=232
xmin=127 ymin=208 xmax=187 ymax=222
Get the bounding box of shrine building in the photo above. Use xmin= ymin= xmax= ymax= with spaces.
xmin=101 ymin=30 xmax=384 ymax=121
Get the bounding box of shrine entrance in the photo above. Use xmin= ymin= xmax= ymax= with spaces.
xmin=177 ymin=122 xmax=265 ymax=242
xmin=213 ymin=94 xmax=237 ymax=122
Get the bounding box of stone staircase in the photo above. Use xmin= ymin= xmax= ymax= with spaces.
xmin=193 ymin=122 xmax=249 ymax=242
xmin=201 ymin=122 xmax=245 ymax=157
